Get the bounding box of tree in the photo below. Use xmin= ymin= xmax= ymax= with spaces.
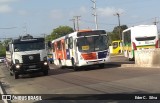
xmin=0 ymin=39 xmax=12 ymax=56
xmin=46 ymin=26 xmax=74 ymax=41
xmin=109 ymin=25 xmax=128 ymax=41
xmin=0 ymin=42 xmax=6 ymax=56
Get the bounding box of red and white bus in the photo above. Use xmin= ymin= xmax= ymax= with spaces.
xmin=52 ymin=30 xmax=110 ymax=70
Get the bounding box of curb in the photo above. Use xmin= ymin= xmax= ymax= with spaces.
xmin=111 ymin=55 xmax=123 ymax=57
xmin=121 ymin=64 xmax=160 ymax=68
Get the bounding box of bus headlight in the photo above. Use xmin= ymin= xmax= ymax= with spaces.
xmin=15 ymin=64 xmax=21 ymax=69
xmin=44 ymin=62 xmax=48 ymax=65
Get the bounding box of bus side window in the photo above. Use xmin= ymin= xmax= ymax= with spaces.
xmin=124 ymin=30 xmax=131 ymax=45
xmin=62 ymin=42 xmax=65 ymax=49
xmin=57 ymin=41 xmax=61 ymax=50
xmin=68 ymin=37 xmax=73 ymax=49
xmin=65 ymin=38 xmax=68 ymax=49
xmin=52 ymin=44 xmax=55 ymax=52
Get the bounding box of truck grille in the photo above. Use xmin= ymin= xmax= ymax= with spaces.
xmin=22 ymin=54 xmax=40 ymax=64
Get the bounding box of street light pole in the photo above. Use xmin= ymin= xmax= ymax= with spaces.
xmin=114 ymin=12 xmax=123 ymax=53
xmin=114 ymin=13 xmax=121 ymax=41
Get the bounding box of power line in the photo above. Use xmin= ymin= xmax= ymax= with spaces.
xmin=70 ymin=18 xmax=76 ymax=31
xmin=74 ymin=16 xmax=81 ymax=31
xmin=91 ymin=0 xmax=98 ymax=30
xmin=153 ymin=17 xmax=159 ymax=25
xmin=81 ymin=19 xmax=117 ymax=25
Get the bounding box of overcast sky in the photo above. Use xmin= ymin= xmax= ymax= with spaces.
xmin=0 ymin=0 xmax=160 ymax=38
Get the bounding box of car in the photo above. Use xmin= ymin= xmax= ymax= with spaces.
xmin=0 ymin=57 xmax=4 ymax=63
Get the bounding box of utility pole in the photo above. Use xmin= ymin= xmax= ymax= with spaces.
xmin=153 ymin=17 xmax=159 ymax=25
xmin=91 ymin=0 xmax=98 ymax=30
xmin=74 ymin=16 xmax=81 ymax=31
xmin=114 ymin=13 xmax=121 ymax=41
xmin=70 ymin=18 xmax=76 ymax=31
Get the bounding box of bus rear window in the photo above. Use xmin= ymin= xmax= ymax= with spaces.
xmin=135 ymin=36 xmax=156 ymax=41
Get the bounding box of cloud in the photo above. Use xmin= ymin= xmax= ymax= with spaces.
xmin=0 ymin=0 xmax=17 ymax=3
xmin=0 ymin=0 xmax=18 ymax=13
xmin=69 ymin=6 xmax=88 ymax=17
xmin=97 ymin=7 xmax=125 ymax=17
xmin=0 ymin=4 xmax=12 ymax=13
xmin=18 ymin=10 xmax=28 ymax=16
xmin=79 ymin=6 xmax=87 ymax=14
xmin=50 ymin=10 xmax=64 ymax=20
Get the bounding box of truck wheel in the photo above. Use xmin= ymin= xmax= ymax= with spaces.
xmin=43 ymin=70 xmax=48 ymax=76
xmin=14 ymin=73 xmax=19 ymax=79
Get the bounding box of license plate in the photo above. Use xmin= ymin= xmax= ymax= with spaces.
xmin=145 ymin=41 xmax=149 ymax=44
xmin=29 ymin=65 xmax=36 ymax=68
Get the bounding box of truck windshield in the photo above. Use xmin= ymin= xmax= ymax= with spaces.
xmin=14 ymin=42 xmax=45 ymax=52
xmin=77 ymin=35 xmax=109 ymax=52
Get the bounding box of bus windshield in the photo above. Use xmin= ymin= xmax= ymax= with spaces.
xmin=14 ymin=42 xmax=45 ymax=52
xmin=77 ymin=35 xmax=109 ymax=52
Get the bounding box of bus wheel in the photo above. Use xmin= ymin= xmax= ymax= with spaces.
xmin=99 ymin=64 xmax=105 ymax=68
xmin=129 ymin=58 xmax=134 ymax=61
xmin=58 ymin=59 xmax=62 ymax=69
xmin=71 ymin=58 xmax=78 ymax=71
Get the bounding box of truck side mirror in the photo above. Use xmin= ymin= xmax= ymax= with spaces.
xmin=48 ymin=41 xmax=51 ymax=48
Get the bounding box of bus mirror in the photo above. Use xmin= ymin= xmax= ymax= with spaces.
xmin=48 ymin=41 xmax=51 ymax=48
xmin=76 ymin=42 xmax=79 ymax=46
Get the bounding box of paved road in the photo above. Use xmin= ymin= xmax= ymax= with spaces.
xmin=0 ymin=55 xmax=160 ymax=103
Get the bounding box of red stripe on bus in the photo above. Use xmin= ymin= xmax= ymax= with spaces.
xmin=81 ymin=53 xmax=97 ymax=60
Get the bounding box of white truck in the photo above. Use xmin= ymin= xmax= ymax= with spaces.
xmin=6 ymin=34 xmax=49 ymax=79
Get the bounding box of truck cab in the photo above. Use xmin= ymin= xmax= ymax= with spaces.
xmin=6 ymin=34 xmax=49 ymax=79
